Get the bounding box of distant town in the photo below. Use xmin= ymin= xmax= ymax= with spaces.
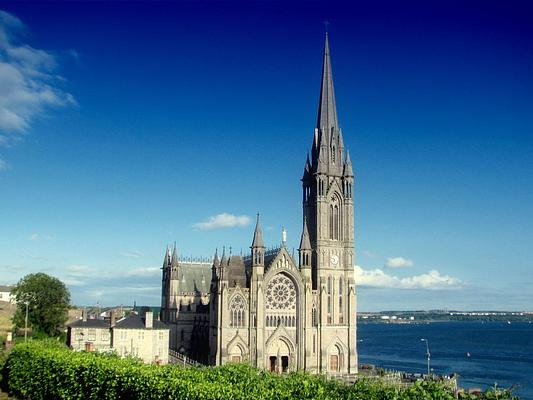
xmin=358 ymin=310 xmax=533 ymax=323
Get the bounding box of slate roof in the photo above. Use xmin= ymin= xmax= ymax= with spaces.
xmin=68 ymin=319 xmax=110 ymax=329
xmin=114 ymin=313 xmax=168 ymax=330
xmin=0 ymin=285 xmax=13 ymax=292
xmin=225 ymin=255 xmax=247 ymax=288
xmin=178 ymin=262 xmax=211 ymax=293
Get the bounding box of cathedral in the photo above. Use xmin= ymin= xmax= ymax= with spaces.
xmin=160 ymin=34 xmax=358 ymax=374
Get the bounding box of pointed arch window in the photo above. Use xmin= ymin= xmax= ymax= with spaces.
xmin=327 ymin=276 xmax=332 ymax=324
xmin=339 ymin=277 xmax=344 ymax=324
xmin=230 ymin=295 xmax=246 ymax=327
xmin=329 ymin=205 xmax=334 ymax=239
xmin=334 ymin=205 xmax=339 ymax=240
xmin=329 ymin=196 xmax=341 ymax=240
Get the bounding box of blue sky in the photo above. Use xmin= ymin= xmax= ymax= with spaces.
xmin=1 ymin=1 xmax=532 ymax=310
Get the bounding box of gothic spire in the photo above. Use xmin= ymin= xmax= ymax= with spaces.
xmin=212 ymin=248 xmax=219 ymax=267
xmin=251 ymin=214 xmax=264 ymax=248
xmin=170 ymin=243 xmax=179 ymax=268
xmin=163 ymin=246 xmax=170 ymax=268
xmin=343 ymin=149 xmax=354 ymax=177
xmin=299 ymin=217 xmax=312 ymax=250
xmin=220 ymin=245 xmax=227 ymax=265
xmin=302 ymin=152 xmax=312 ymax=181
xmin=316 ymin=32 xmax=338 ymax=134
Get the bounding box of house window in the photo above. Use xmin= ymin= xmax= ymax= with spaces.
xmin=88 ymin=329 xmax=96 ymax=341
xmin=101 ymin=331 xmax=108 ymax=341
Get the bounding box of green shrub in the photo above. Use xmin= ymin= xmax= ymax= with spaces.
xmin=1 ymin=341 xmax=519 ymax=400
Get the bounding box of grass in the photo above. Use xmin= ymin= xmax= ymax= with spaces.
xmin=0 ymin=303 xmax=15 ymax=337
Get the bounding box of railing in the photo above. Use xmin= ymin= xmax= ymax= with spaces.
xmin=168 ymin=349 xmax=204 ymax=367
xmin=327 ymin=369 xmax=457 ymax=392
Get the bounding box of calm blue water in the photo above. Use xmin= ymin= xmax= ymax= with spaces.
xmin=358 ymin=322 xmax=533 ymax=399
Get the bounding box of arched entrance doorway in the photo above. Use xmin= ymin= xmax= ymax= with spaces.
xmin=329 ymin=344 xmax=343 ymax=372
xmin=266 ymin=337 xmax=292 ymax=373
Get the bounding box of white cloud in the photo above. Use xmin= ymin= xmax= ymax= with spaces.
xmin=28 ymin=232 xmax=53 ymax=241
xmin=65 ymin=265 xmax=94 ymax=277
xmin=363 ymin=250 xmax=377 ymax=259
xmin=354 ymin=265 xmax=462 ymax=290
xmin=193 ymin=213 xmax=251 ymax=231
xmin=0 ymin=158 xmax=8 ymax=170
xmin=0 ymin=10 xmax=75 ymax=167
xmin=61 ymin=277 xmax=85 ymax=287
xmin=120 ymin=251 xmax=143 ymax=259
xmin=124 ymin=267 xmax=160 ymax=277
xmin=385 ymin=256 xmax=414 ymax=268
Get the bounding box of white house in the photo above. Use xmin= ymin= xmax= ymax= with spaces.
xmin=0 ymin=285 xmax=14 ymax=304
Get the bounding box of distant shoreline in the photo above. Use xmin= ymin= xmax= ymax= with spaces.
xmin=358 ymin=311 xmax=533 ymax=324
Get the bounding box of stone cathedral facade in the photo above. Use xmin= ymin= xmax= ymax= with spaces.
xmin=160 ymin=34 xmax=358 ymax=374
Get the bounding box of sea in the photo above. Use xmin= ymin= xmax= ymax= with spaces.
xmin=357 ymin=321 xmax=533 ymax=399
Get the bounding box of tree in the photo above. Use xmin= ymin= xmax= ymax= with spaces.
xmin=11 ymin=273 xmax=71 ymax=337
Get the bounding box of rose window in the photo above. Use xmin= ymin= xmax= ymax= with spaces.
xmin=266 ymin=274 xmax=296 ymax=311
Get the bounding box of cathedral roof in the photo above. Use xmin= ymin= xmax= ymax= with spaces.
xmin=177 ymin=262 xmax=211 ymax=293
xmin=226 ymin=255 xmax=247 ymax=288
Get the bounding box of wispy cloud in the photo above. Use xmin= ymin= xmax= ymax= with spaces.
xmin=0 ymin=10 xmax=75 ymax=168
xmin=193 ymin=213 xmax=251 ymax=231
xmin=65 ymin=265 xmax=94 ymax=277
xmin=124 ymin=267 xmax=160 ymax=277
xmin=362 ymin=250 xmax=377 ymax=259
xmin=384 ymin=256 xmax=414 ymax=268
xmin=61 ymin=277 xmax=86 ymax=286
xmin=28 ymin=233 xmax=53 ymax=241
xmin=355 ymin=265 xmax=462 ymax=290
xmin=120 ymin=251 xmax=143 ymax=259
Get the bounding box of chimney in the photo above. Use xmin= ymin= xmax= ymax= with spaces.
xmin=145 ymin=311 xmax=153 ymax=329
xmin=110 ymin=310 xmax=116 ymax=327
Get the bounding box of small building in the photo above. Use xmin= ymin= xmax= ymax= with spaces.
xmin=0 ymin=285 xmax=14 ymax=303
xmin=67 ymin=311 xmax=169 ymax=365
xmin=113 ymin=311 xmax=169 ymax=365
xmin=67 ymin=318 xmax=111 ymax=352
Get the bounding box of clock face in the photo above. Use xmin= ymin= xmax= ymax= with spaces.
xmin=330 ymin=255 xmax=339 ymax=265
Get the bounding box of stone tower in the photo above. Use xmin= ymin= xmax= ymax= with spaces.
xmin=301 ymin=32 xmax=358 ymax=373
